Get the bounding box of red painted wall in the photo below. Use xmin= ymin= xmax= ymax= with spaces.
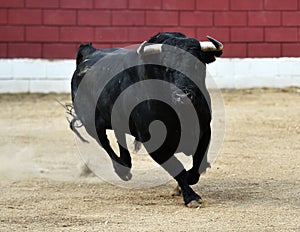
xmin=1 ymin=0 xmax=300 ymax=58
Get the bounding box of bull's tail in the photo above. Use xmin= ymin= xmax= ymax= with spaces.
xmin=68 ymin=117 xmax=89 ymax=143
xmin=56 ymin=99 xmax=89 ymax=143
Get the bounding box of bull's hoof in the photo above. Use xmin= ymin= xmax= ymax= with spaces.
xmin=113 ymin=160 xmax=132 ymax=181
xmin=183 ymin=191 xmax=202 ymax=207
xmin=114 ymin=168 xmax=132 ymax=181
xmin=118 ymin=173 xmax=132 ymax=181
xmin=186 ymin=199 xmax=203 ymax=208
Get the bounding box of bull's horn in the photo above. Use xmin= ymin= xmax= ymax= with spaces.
xmin=137 ymin=41 xmax=163 ymax=55
xmin=207 ymin=36 xmax=223 ymax=50
xmin=200 ymin=36 xmax=223 ymax=52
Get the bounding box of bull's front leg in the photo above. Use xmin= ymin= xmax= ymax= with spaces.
xmin=187 ymin=127 xmax=211 ymax=185
xmin=143 ymin=141 xmax=202 ymax=207
xmin=175 ymin=170 xmax=203 ymax=208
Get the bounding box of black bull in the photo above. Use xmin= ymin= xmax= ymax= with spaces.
xmin=71 ymin=32 xmax=223 ymax=206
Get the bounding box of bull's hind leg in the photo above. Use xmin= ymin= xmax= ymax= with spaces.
xmin=115 ymin=132 xmax=132 ymax=168
xmin=97 ymin=130 xmax=132 ymax=180
xmin=187 ymin=127 xmax=211 ymax=185
xmin=114 ymin=143 xmax=132 ymax=181
xmin=115 ymin=132 xmax=132 ymax=180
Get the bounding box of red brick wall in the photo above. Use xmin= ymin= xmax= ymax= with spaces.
xmin=1 ymin=0 xmax=300 ymax=58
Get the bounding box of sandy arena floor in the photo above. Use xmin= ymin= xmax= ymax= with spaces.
xmin=0 ymin=88 xmax=299 ymax=231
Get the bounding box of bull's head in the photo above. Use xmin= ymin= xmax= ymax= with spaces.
xmin=137 ymin=35 xmax=223 ymax=64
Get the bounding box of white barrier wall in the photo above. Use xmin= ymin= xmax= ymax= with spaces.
xmin=0 ymin=59 xmax=75 ymax=93
xmin=0 ymin=58 xmax=299 ymax=93
xmin=208 ymin=58 xmax=300 ymax=89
